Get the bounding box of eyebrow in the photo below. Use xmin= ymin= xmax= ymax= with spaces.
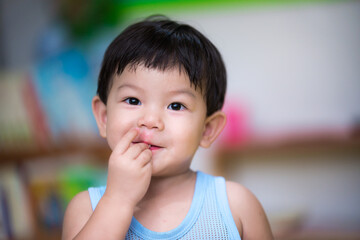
xmin=169 ymin=89 xmax=197 ymax=99
xmin=116 ymin=83 xmax=142 ymax=92
xmin=116 ymin=84 xmax=197 ymax=99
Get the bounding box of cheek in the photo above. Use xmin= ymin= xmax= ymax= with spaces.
xmin=106 ymin=111 xmax=136 ymax=150
xmin=171 ymin=118 xmax=204 ymax=152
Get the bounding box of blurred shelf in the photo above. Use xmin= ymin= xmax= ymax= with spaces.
xmin=217 ymin=133 xmax=360 ymax=159
xmin=0 ymin=140 xmax=111 ymax=164
xmin=215 ymin=131 xmax=360 ymax=176
xmin=0 ymin=139 xmax=111 ymax=240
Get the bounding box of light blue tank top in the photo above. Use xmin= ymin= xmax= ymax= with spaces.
xmin=88 ymin=171 xmax=241 ymax=240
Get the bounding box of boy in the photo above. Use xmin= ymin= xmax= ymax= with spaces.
xmin=62 ymin=16 xmax=273 ymax=240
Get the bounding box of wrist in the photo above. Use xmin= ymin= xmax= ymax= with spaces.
xmin=102 ymin=190 xmax=137 ymax=211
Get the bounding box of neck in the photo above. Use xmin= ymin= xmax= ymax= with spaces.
xmin=139 ymin=170 xmax=196 ymax=205
xmin=133 ymin=170 xmax=198 ymax=232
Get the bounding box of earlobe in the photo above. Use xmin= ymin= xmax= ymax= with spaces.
xmin=200 ymin=111 xmax=227 ymax=148
xmin=92 ymin=96 xmax=107 ymax=138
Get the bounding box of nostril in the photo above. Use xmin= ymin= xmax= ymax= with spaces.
xmin=138 ymin=116 xmax=163 ymax=130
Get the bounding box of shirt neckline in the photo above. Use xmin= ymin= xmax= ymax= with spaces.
xmin=128 ymin=171 xmax=207 ymax=239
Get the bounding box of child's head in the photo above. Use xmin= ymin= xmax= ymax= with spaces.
xmin=97 ymin=16 xmax=227 ymax=117
xmin=93 ymin=16 xmax=228 ymax=175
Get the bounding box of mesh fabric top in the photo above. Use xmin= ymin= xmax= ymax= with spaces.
xmin=88 ymin=171 xmax=241 ymax=240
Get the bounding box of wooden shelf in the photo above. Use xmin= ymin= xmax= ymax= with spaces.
xmin=217 ymin=133 xmax=360 ymax=157
xmin=214 ymin=133 xmax=360 ymax=176
xmin=0 ymin=140 xmax=111 ymax=164
xmin=214 ymin=132 xmax=360 ymax=239
xmin=0 ymin=139 xmax=112 ymax=240
xmin=0 ymin=140 xmax=111 ymax=239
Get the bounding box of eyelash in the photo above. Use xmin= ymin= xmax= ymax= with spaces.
xmin=123 ymin=98 xmax=186 ymax=111
xmin=168 ymin=102 xmax=186 ymax=111
xmin=124 ymin=97 xmax=141 ymax=105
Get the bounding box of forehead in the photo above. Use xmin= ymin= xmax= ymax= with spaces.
xmin=113 ymin=64 xmax=200 ymax=93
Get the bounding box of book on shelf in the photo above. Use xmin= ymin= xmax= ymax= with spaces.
xmin=24 ymin=154 xmax=107 ymax=230
xmin=0 ymin=47 xmax=104 ymax=152
xmin=0 ymin=72 xmax=39 ymax=152
xmin=0 ymin=185 xmax=11 ymax=239
xmin=22 ymin=75 xmax=51 ymax=150
xmin=0 ymin=153 xmax=107 ymax=239
xmin=0 ymin=165 xmax=34 ymax=239
xmin=31 ymin=48 xmax=99 ymax=145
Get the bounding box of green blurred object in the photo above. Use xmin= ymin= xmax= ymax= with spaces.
xmin=60 ymin=0 xmax=125 ymax=39
xmin=59 ymin=0 xmax=340 ymax=39
xmin=120 ymin=0 xmax=340 ymax=16
xmin=58 ymin=165 xmax=106 ymax=205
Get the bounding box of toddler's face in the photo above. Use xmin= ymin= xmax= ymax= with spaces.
xmin=101 ymin=64 xmax=208 ymax=176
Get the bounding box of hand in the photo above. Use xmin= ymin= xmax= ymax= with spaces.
xmin=104 ymin=128 xmax=152 ymax=208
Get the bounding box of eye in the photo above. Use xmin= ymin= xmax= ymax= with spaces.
xmin=124 ymin=97 xmax=141 ymax=105
xmin=168 ymin=102 xmax=185 ymax=111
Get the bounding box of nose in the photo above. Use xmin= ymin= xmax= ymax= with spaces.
xmin=137 ymin=108 xmax=164 ymax=131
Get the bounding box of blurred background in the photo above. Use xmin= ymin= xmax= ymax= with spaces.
xmin=0 ymin=0 xmax=359 ymax=239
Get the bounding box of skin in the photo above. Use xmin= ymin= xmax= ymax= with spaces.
xmin=62 ymin=65 xmax=273 ymax=240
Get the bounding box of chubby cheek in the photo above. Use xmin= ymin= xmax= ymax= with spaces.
xmin=106 ymin=112 xmax=136 ymax=150
xmin=172 ymin=121 xmax=204 ymax=157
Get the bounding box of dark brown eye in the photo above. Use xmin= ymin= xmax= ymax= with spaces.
xmin=125 ymin=97 xmax=141 ymax=105
xmin=168 ymin=102 xmax=185 ymax=111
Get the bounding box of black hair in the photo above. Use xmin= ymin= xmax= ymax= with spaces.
xmin=97 ymin=15 xmax=226 ymax=116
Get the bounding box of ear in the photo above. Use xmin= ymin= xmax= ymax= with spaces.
xmin=200 ymin=111 xmax=227 ymax=148
xmin=92 ymin=95 xmax=107 ymax=138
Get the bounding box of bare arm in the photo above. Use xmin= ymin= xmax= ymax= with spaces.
xmin=227 ymin=181 xmax=274 ymax=240
xmin=62 ymin=190 xmax=134 ymax=240
xmin=62 ymin=129 xmax=152 ymax=240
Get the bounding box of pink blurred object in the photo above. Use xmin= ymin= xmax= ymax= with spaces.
xmin=218 ymin=99 xmax=252 ymax=148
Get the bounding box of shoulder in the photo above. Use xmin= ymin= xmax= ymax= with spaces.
xmin=225 ymin=181 xmax=259 ymax=216
xmin=225 ymin=181 xmax=274 ymax=240
xmin=62 ymin=190 xmax=93 ymax=240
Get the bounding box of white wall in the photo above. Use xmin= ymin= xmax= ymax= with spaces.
xmin=184 ymin=1 xmax=360 ymax=231
xmin=179 ymin=1 xmax=360 ymax=135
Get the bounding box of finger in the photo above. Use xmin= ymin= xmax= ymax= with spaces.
xmin=125 ymin=142 xmax=149 ymax=159
xmin=112 ymin=128 xmax=139 ymax=155
xmin=137 ymin=149 xmax=152 ymax=167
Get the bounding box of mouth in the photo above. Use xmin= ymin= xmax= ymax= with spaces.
xmin=149 ymin=145 xmax=161 ymax=151
xmin=132 ymin=141 xmax=162 ymax=151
